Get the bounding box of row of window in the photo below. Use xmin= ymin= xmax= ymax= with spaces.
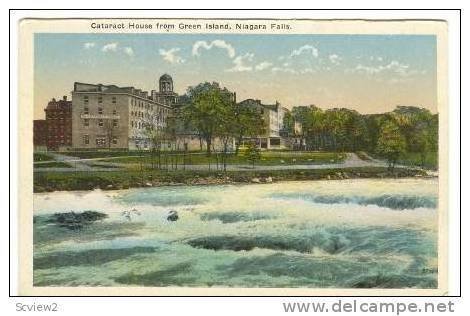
xmin=46 ymin=112 xmax=70 ymax=118
xmin=131 ymin=121 xmax=146 ymax=129
xmin=83 ymin=95 xmax=117 ymax=105
xmin=131 ymin=98 xmax=150 ymax=109
xmin=81 ymin=95 xmax=171 ymax=114
xmin=82 ymin=135 xmax=118 ymax=146
xmin=131 ymin=98 xmax=172 ymax=115
xmin=131 ymin=111 xmax=145 ymax=118
xmin=83 ymin=119 xmax=118 ymax=127
xmin=83 ymin=107 xmax=118 ymax=115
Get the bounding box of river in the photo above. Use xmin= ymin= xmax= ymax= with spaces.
xmin=33 ymin=178 xmax=438 ymax=288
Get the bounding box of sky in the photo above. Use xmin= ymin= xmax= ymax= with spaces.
xmin=34 ymin=33 xmax=437 ymax=119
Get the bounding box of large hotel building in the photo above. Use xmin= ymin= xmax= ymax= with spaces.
xmin=33 ymin=73 xmax=299 ymax=152
xmin=71 ymin=74 xmax=176 ymax=150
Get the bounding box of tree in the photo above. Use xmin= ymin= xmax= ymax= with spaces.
xmin=142 ymin=113 xmax=166 ymax=170
xmin=216 ymin=104 xmax=237 ymax=172
xmin=376 ymin=120 xmax=406 ymax=171
xmin=244 ymin=141 xmax=261 ymax=169
xmin=103 ymin=119 xmax=117 ymax=150
xmin=233 ymin=102 xmax=266 ymax=155
xmin=282 ymin=111 xmax=295 ymax=137
xmin=181 ymin=82 xmax=234 ymax=156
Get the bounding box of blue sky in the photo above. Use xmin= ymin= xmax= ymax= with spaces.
xmin=34 ymin=33 xmax=437 ymax=119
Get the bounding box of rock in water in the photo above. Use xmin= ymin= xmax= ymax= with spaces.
xmin=167 ymin=210 xmax=179 ymax=222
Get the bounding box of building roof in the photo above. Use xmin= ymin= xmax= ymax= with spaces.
xmin=238 ymin=98 xmax=281 ymax=112
xmin=159 ymin=73 xmax=173 ymax=81
xmin=73 ymin=82 xmax=172 ymax=108
xmin=45 ymin=98 xmax=72 ymax=111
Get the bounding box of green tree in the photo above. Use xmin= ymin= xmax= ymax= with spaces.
xmin=282 ymin=111 xmax=295 ymax=137
xmin=244 ymin=141 xmax=261 ymax=169
xmin=142 ymin=113 xmax=166 ymax=170
xmin=181 ymin=82 xmax=234 ymax=156
xmin=216 ymin=101 xmax=238 ymax=172
xmin=233 ymin=102 xmax=265 ymax=155
xmin=376 ymin=120 xmax=407 ymax=171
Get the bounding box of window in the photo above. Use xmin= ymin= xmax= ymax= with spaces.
xmin=131 ymin=121 xmax=134 ymax=128
xmin=112 ymin=97 xmax=116 ymax=104
xmin=112 ymin=137 xmax=117 ymax=145
xmin=112 ymin=109 xmax=117 ymax=115
xmin=98 ymin=119 xmax=104 ymax=127
xmin=96 ymin=136 xmax=106 ymax=147
xmin=83 ymin=135 xmax=89 ymax=145
xmin=84 ymin=107 xmax=89 ymax=114
xmin=84 ymin=119 xmax=89 ymax=127
xmin=113 ymin=119 xmax=118 ymax=127
xmin=270 ymin=138 xmax=281 ymax=146
xmin=98 ymin=107 xmax=103 ymax=114
xmin=83 ymin=96 xmax=89 ymax=104
xmin=98 ymin=96 xmax=103 ymax=103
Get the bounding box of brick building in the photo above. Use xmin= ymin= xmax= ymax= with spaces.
xmin=44 ymin=96 xmax=72 ymax=150
xmin=33 ymin=119 xmax=48 ymax=151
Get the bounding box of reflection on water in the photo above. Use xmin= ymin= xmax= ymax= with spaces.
xmin=33 ymin=178 xmax=438 ymax=288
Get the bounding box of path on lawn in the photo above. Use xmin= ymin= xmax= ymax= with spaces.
xmin=33 ymin=152 xmax=389 ymax=172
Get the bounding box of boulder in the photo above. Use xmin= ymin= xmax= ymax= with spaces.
xmin=167 ymin=210 xmax=179 ymax=222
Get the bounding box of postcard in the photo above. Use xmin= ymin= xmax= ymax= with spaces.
xmin=17 ymin=18 xmax=448 ymax=296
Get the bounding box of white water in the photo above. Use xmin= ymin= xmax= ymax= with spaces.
xmin=33 ymin=178 xmax=438 ymax=288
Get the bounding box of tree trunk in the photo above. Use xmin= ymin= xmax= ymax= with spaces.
xmin=235 ymin=134 xmax=243 ymax=155
xmin=206 ymin=137 xmax=212 ymax=156
xmin=223 ymin=142 xmax=228 ymax=172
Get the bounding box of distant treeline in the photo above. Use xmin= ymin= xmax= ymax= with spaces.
xmin=283 ymin=105 xmax=438 ymax=169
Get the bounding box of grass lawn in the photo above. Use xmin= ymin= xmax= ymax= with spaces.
xmin=396 ymin=152 xmax=438 ymax=170
xmin=34 ymin=161 xmax=72 ymax=168
xmin=60 ymin=151 xmax=145 ymax=159
xmin=33 ymin=153 xmax=54 ymax=162
xmin=99 ymin=151 xmax=345 ymax=166
xmin=33 ymin=166 xmax=426 ymax=192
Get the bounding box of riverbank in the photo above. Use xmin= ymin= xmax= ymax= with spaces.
xmin=33 ymin=167 xmax=431 ymax=193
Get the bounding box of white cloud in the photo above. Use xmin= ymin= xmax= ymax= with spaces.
xmin=271 ymin=44 xmax=320 ymax=74
xmin=123 ymin=47 xmax=134 ymax=57
xmin=329 ymin=54 xmax=341 ymax=64
xmin=100 ymin=43 xmax=135 ymax=58
xmin=192 ymin=40 xmax=236 ymax=58
xmin=102 ymin=42 xmax=118 ymax=52
xmin=271 ymin=66 xmax=297 ymax=74
xmin=159 ymin=48 xmax=185 ymax=64
xmin=226 ymin=53 xmax=254 ymax=72
xmin=255 ymin=61 xmax=273 ymax=71
xmin=351 ymin=60 xmax=412 ymax=76
xmin=290 ymin=44 xmax=319 ymax=58
xmin=83 ymin=42 xmax=95 ymax=49
xmin=370 ymin=56 xmax=384 ymax=62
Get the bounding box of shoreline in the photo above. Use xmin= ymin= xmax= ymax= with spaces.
xmin=33 ymin=167 xmax=433 ymax=193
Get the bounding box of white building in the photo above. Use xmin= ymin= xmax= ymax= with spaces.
xmin=237 ymin=99 xmax=290 ymax=149
xmin=71 ymin=80 xmax=173 ymax=150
